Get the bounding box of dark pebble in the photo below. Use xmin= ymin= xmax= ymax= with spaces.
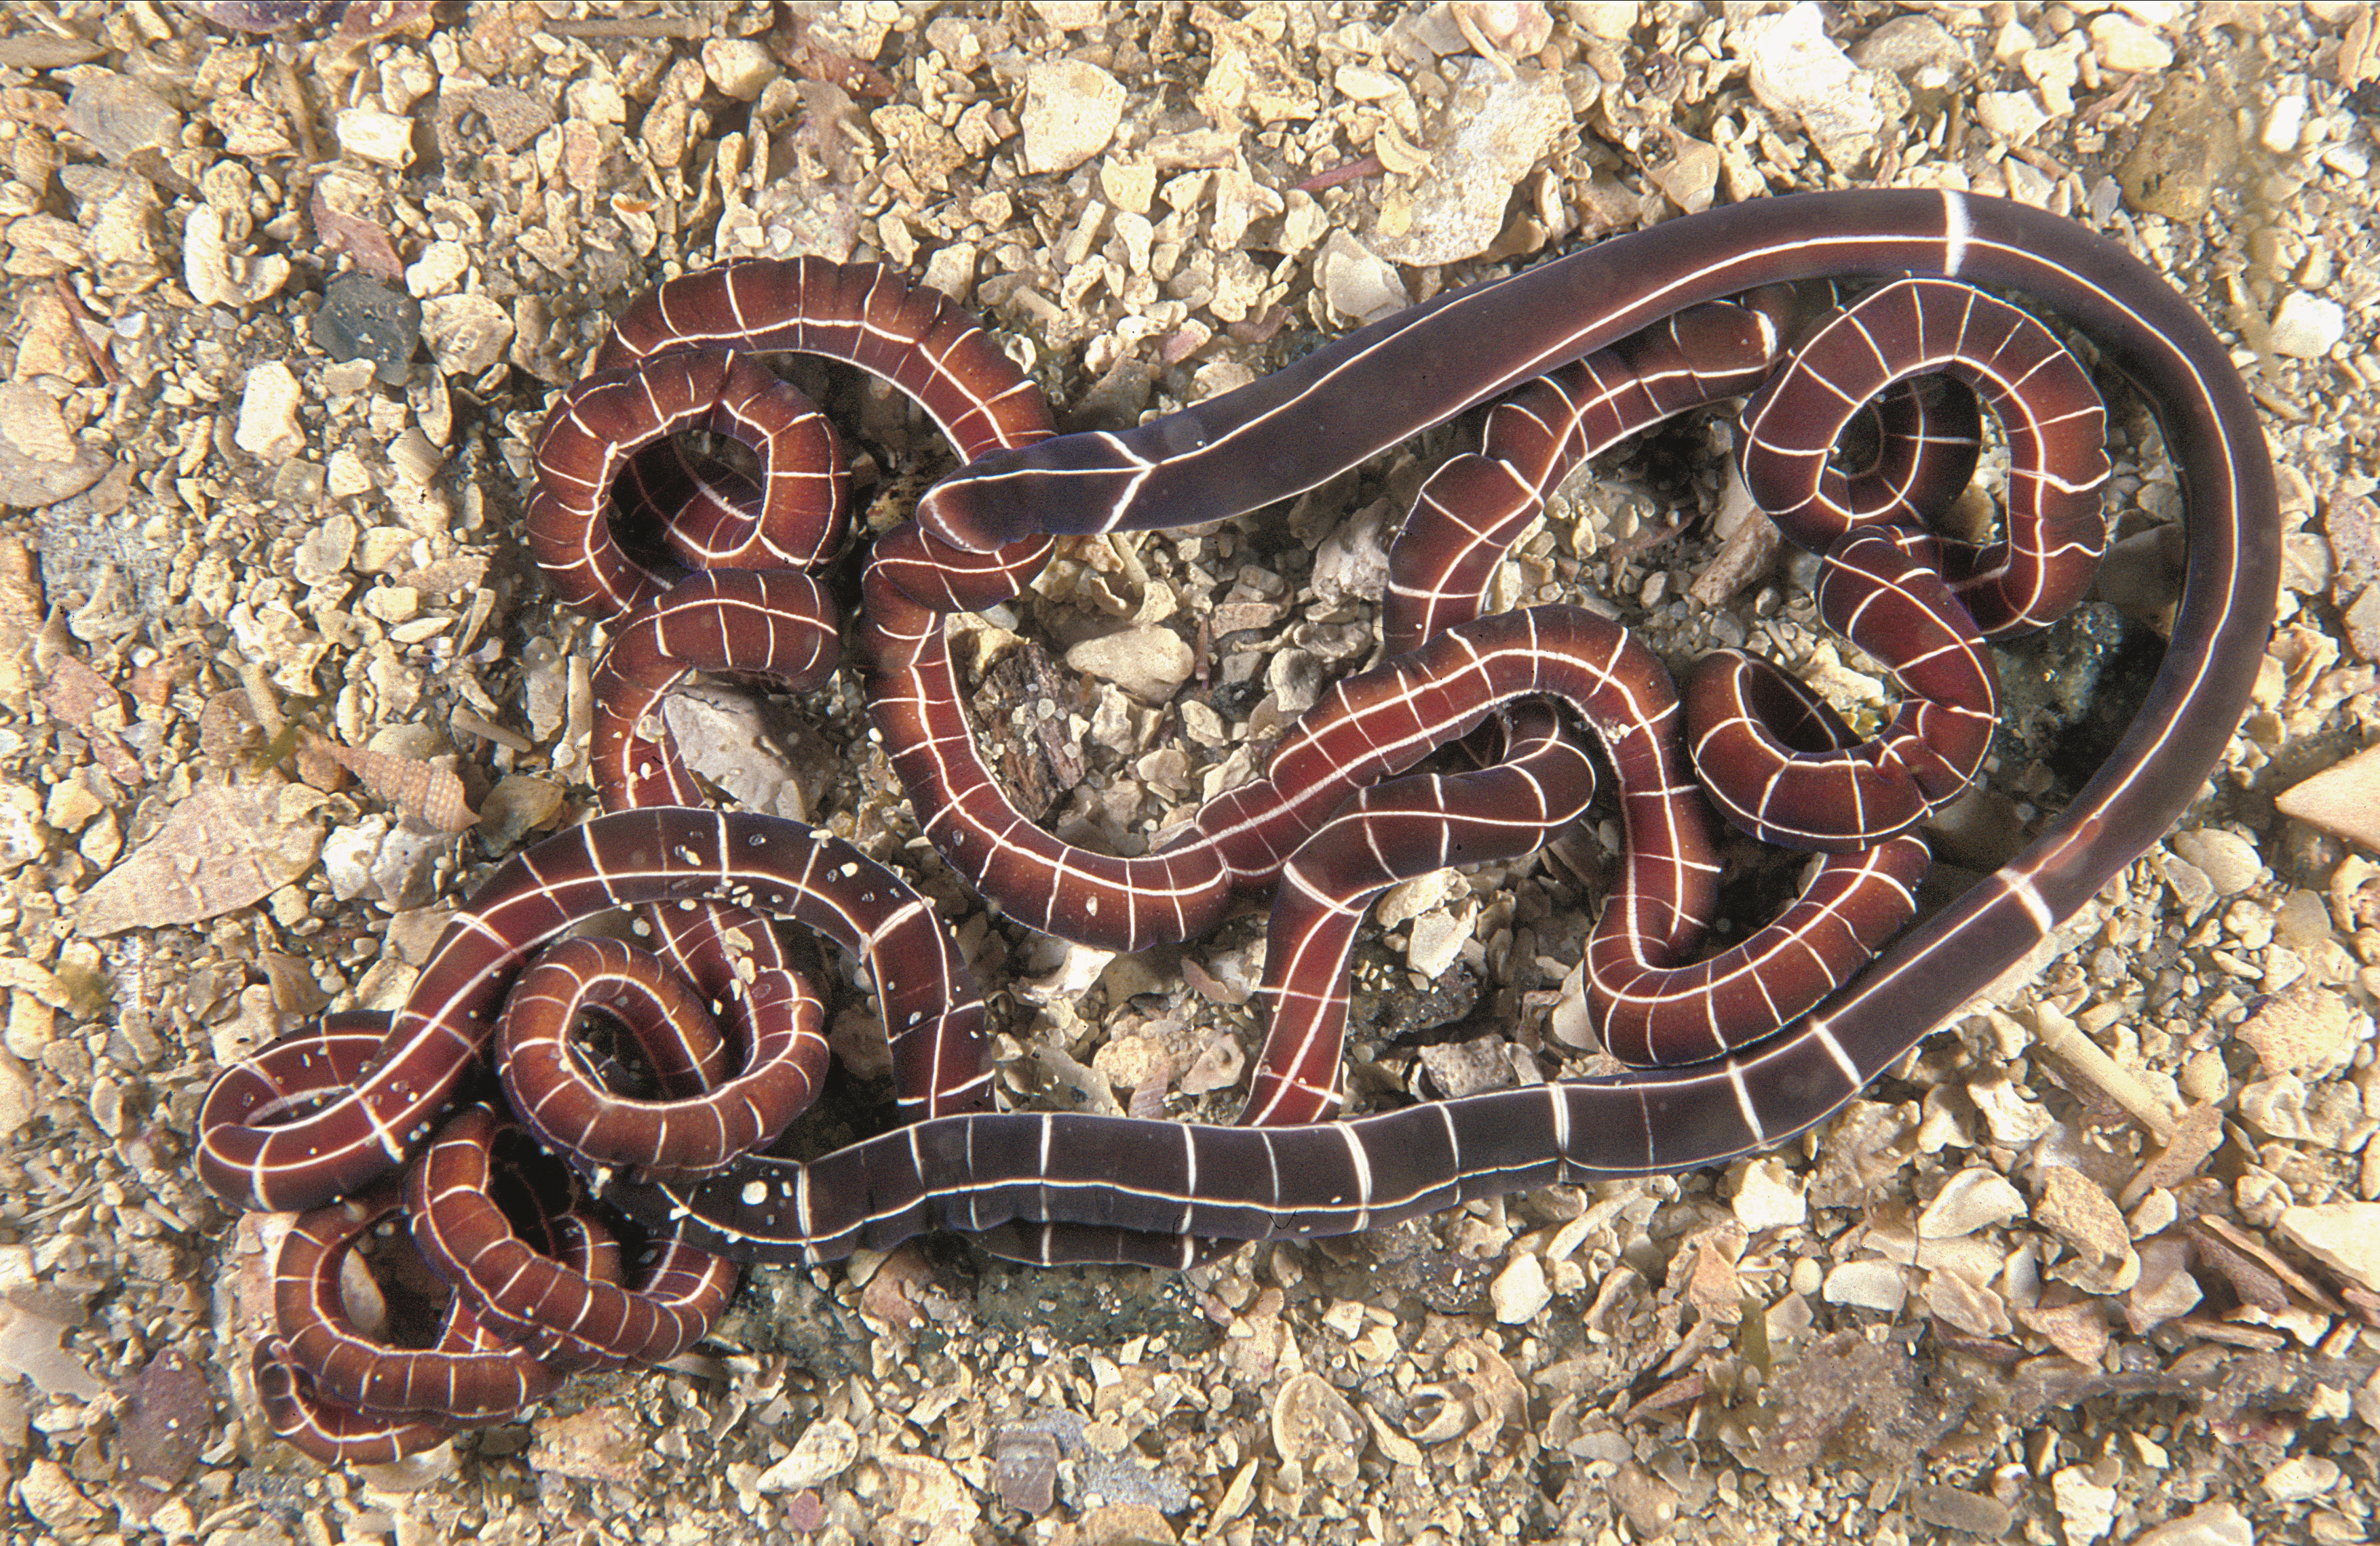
xmin=314 ymin=273 xmax=421 ymax=386
xmin=190 ymin=1 xmax=335 ymax=33
xmin=118 ymin=1348 xmax=212 ymax=1489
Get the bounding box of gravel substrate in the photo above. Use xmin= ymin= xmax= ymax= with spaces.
xmin=2 ymin=4 xmax=2377 ymax=1545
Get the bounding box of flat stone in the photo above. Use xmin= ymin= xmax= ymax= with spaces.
xmin=67 ymin=74 xmax=178 ymax=162
xmin=757 ymin=1416 xmax=858 ymax=1492
xmin=1974 ymin=90 xmax=2050 ymax=147
xmin=2275 ymin=1201 xmax=2380 ymax=1294
xmin=2132 ymin=1502 xmax=2253 ymax=1546
xmin=2034 ymin=1165 xmax=2130 ymax=1263
xmin=2259 ymin=1455 xmax=2339 ymax=1503
xmin=1919 ymin=1167 xmax=2029 ymax=1239
xmin=1821 ymin=1259 xmax=1906 ymax=1313
xmin=1922 ymin=1267 xmax=2010 ymax=1338
xmin=1065 ymin=625 xmax=1192 ymax=703
xmin=0 ymin=385 xmax=108 ymax=509
xmin=1849 ymin=16 xmax=1963 ymax=78
xmin=2118 ymin=74 xmax=2234 ymax=222
xmin=420 ymin=294 xmax=514 ymax=376
xmin=1404 ymin=905 xmax=1471 ymax=980
xmin=1570 ymin=1 xmax=1637 ymax=41
xmin=2234 ymin=983 xmax=2364 ymax=1078
xmin=313 ymin=274 xmax=421 ymax=387
xmin=1906 ymin=1485 xmax=2015 ymax=1538
xmin=2167 ymin=827 xmax=2264 ymax=894
xmin=1368 ymin=58 xmax=1569 ymax=266
xmin=1029 ymin=1 xmax=1105 ymax=28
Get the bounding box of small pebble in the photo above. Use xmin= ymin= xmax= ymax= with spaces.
xmin=405 ymin=240 xmax=469 ymax=299
xmin=2052 ymin=1466 xmax=2120 ymax=1546
xmin=702 ymin=38 xmax=778 ymax=100
xmin=233 ymin=362 xmax=307 ymax=461
xmin=1064 ymin=625 xmax=1192 ymax=703
xmin=1729 ymin=1157 xmax=1808 ymax=1233
xmin=313 ymin=274 xmax=423 ymax=386
xmin=1919 ymin=1167 xmax=2028 ymax=1239
xmin=334 ymin=107 xmax=417 ymax=170
xmin=1313 ymin=229 xmax=1407 ymax=322
xmin=1821 ymin=1259 xmax=1907 ymax=1313
xmin=2261 ymin=94 xmax=2308 ymax=155
xmin=1020 ymin=59 xmax=1126 ymax=175
xmin=2090 ymin=14 xmax=2175 ymax=74
xmin=2132 ymin=1503 xmax=2252 ymax=1546
xmin=2126 ymin=1239 xmax=2203 ymax=1328
xmin=2269 ymin=291 xmax=2345 ymax=358
xmin=1490 ymin=1251 xmax=1552 ymax=1323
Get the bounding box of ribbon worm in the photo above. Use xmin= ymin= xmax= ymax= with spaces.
xmin=199 ymin=187 xmax=2274 ymax=1452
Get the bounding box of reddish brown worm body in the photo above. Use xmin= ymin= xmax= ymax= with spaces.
xmin=206 ymin=189 xmax=2275 ymax=1454
xmin=497 ymin=935 xmax=828 ymax=1174
xmin=273 ymin=1182 xmax=562 ymax=1422
xmin=406 ymin=1106 xmax=738 ymax=1371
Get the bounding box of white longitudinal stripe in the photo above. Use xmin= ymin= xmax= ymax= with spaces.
xmin=1178 ymin=1123 xmax=1197 ymax=1237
